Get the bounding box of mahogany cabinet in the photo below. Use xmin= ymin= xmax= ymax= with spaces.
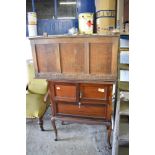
xmin=29 ymin=35 xmax=119 ymax=148
xmin=48 ymin=81 xmax=114 ymax=147
xmin=49 ymin=82 xmax=113 ymax=120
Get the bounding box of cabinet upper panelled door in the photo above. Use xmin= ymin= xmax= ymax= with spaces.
xmin=30 ymin=36 xmax=119 ymax=82
xmin=49 ymin=82 xmax=79 ymax=102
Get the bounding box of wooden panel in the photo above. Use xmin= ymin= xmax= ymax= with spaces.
xmin=80 ymin=84 xmax=109 ymax=100
xmin=56 ymin=102 xmax=107 ymax=119
xmin=32 ymin=36 xmax=113 ymax=44
xmin=60 ymin=43 xmax=85 ymax=73
xmin=31 ymin=41 xmax=38 ymax=73
xmin=111 ymin=37 xmax=118 ymax=76
xmin=54 ymin=84 xmax=77 ymax=102
xmin=89 ymin=43 xmax=112 ymax=74
xmin=48 ymin=81 xmax=79 ymax=102
xmin=84 ymin=43 xmax=90 ymax=74
xmin=35 ymin=44 xmax=61 ymax=73
xmin=30 ymin=36 xmax=119 ymax=81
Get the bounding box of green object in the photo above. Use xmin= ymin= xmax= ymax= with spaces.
xmin=118 ymin=82 xmax=129 ymax=91
xmin=26 ymin=60 xmax=49 ymax=118
xmin=28 ymin=80 xmax=47 ymax=95
xmin=26 ymin=94 xmax=47 ymax=118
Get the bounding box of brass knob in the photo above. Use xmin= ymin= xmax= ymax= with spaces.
xmin=78 ymin=102 xmax=81 ymax=108
xmin=98 ymin=88 xmax=104 ymax=92
xmin=80 ymin=91 xmax=82 ymax=98
xmin=56 ymin=87 xmax=60 ymax=90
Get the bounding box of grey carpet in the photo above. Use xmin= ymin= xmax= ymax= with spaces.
xmin=26 ymin=108 xmax=112 ymax=155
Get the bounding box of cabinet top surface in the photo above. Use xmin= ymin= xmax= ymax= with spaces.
xmin=28 ymin=33 xmax=120 ymax=40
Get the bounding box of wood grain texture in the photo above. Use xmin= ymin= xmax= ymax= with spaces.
xmin=48 ymin=82 xmax=113 ymax=121
xmin=30 ymin=36 xmax=119 ymax=82
xmin=54 ymin=84 xmax=77 ymax=102
xmin=111 ymin=37 xmax=119 ymax=77
xmin=80 ymin=83 xmax=109 ymax=100
xmin=35 ymin=43 xmax=61 ymax=73
xmin=84 ymin=42 xmax=90 ymax=74
xmin=90 ymin=43 xmax=112 ymax=74
xmin=56 ymin=102 xmax=107 ymax=119
xmin=49 ymin=82 xmax=79 ymax=102
xmin=29 ymin=35 xmax=118 ymax=146
xmin=47 ymin=81 xmax=114 ymax=145
xmin=31 ymin=40 xmax=38 ymax=73
xmin=60 ymin=43 xmax=85 ymax=73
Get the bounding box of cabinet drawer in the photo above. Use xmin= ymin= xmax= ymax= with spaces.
xmin=80 ymin=84 xmax=112 ymax=100
xmin=56 ymin=102 xmax=107 ymax=119
xmin=54 ymin=84 xmax=77 ymax=102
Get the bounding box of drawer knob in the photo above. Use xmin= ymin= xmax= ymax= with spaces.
xmin=80 ymin=91 xmax=83 ymax=98
xmin=98 ymin=88 xmax=104 ymax=92
xmin=56 ymin=87 xmax=60 ymax=90
xmin=78 ymin=102 xmax=81 ymax=108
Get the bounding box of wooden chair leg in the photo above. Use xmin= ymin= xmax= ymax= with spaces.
xmin=107 ymin=125 xmax=112 ymax=149
xmin=38 ymin=117 xmax=44 ymax=131
xmin=51 ymin=117 xmax=58 ymax=141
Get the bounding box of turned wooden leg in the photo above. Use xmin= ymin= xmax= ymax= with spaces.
xmin=51 ymin=118 xmax=58 ymax=141
xmin=107 ymin=125 xmax=112 ymax=149
xmin=38 ymin=117 xmax=44 ymax=131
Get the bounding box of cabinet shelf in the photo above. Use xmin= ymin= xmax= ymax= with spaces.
xmin=120 ymin=33 xmax=129 ymax=36
xmin=118 ymin=82 xmax=129 ymax=91
xmin=118 ymin=145 xmax=129 ymax=155
xmin=120 ymin=101 xmax=129 ymax=116
xmin=111 ymin=28 xmax=129 ymax=154
xmin=120 ymin=48 xmax=129 ymax=51
xmin=119 ymin=64 xmax=129 ymax=70
xmin=119 ymin=116 xmax=129 ymax=143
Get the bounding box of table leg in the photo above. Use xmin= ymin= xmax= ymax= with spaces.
xmin=107 ymin=125 xmax=112 ymax=149
xmin=38 ymin=117 xmax=44 ymax=131
xmin=51 ymin=117 xmax=58 ymax=141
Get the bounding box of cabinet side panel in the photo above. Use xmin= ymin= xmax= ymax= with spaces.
xmin=111 ymin=37 xmax=119 ymax=77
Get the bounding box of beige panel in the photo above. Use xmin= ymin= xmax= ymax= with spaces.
xmin=95 ymin=0 xmax=116 ymax=11
xmin=97 ymin=18 xmax=115 ymax=33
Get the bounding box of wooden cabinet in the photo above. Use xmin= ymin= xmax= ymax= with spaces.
xmin=30 ymin=35 xmax=119 ymax=82
xmin=29 ymin=35 xmax=119 ymax=148
xmin=48 ymin=81 xmax=114 ymax=146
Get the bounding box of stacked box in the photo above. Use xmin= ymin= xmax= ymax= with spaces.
xmin=95 ymin=0 xmax=116 ymax=34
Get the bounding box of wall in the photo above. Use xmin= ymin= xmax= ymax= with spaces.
xmin=37 ymin=19 xmax=78 ymax=35
xmin=26 ymin=0 xmax=96 ymax=36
